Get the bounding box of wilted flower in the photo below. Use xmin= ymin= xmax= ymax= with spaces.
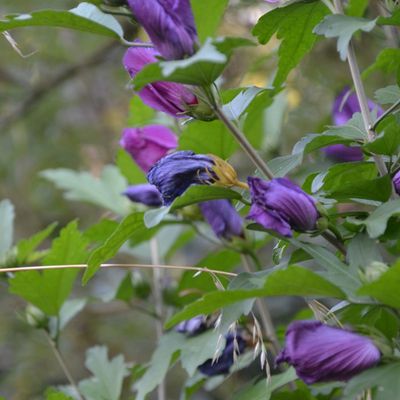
xmin=123 ymin=184 xmax=162 ymax=207
xmin=123 ymin=46 xmax=198 ymax=117
xmin=176 ymin=316 xmax=207 ymax=336
xmin=247 ymin=177 xmax=318 ymax=237
xmin=198 ymin=333 xmax=247 ymax=376
xmin=199 ymin=200 xmax=243 ymax=240
xmin=276 ymin=320 xmax=381 ymax=384
xmin=147 ymin=151 xmax=246 ymax=205
xmin=323 ymin=88 xmax=383 ymax=162
xmin=127 ymin=0 xmax=198 ymax=60
xmin=120 ymin=125 xmax=177 ymax=172
xmin=393 ymin=170 xmax=400 ymax=195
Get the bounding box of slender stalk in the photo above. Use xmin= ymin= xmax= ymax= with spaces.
xmin=0 ymin=263 xmax=237 ymax=277
xmin=150 ymin=238 xmax=166 ymax=400
xmin=44 ymin=331 xmax=84 ymax=400
xmin=241 ymin=255 xmax=280 ymax=356
xmin=212 ymin=104 xmax=275 ymax=180
xmin=120 ymin=39 xmax=155 ymax=47
xmin=321 ymin=231 xmax=347 ymax=256
xmin=371 ymin=98 xmax=400 ymax=131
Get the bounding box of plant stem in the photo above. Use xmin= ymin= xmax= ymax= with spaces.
xmin=371 ymin=98 xmax=400 ymax=131
xmin=150 ymin=238 xmax=166 ymax=400
xmin=44 ymin=331 xmax=84 ymax=400
xmin=321 ymin=231 xmax=347 ymax=256
xmin=240 ymin=255 xmax=280 ymax=356
xmin=212 ymin=103 xmax=275 ymax=180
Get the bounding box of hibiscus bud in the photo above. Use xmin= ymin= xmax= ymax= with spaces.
xmin=199 ymin=200 xmax=244 ymax=240
xmin=176 ymin=316 xmax=207 ymax=336
xmin=247 ymin=176 xmax=318 ymax=237
xmin=123 ymin=46 xmax=198 ymax=118
xmin=276 ymin=320 xmax=381 ymax=384
xmin=120 ymin=125 xmax=178 ymax=172
xmin=123 ymin=184 xmax=163 ymax=207
xmin=127 ymin=0 xmax=198 ymax=60
xmin=323 ymin=88 xmax=383 ymax=162
xmin=147 ymin=151 xmax=246 ymax=205
xmin=393 ymin=169 xmax=400 ymax=195
xmin=198 ymin=333 xmax=247 ymax=376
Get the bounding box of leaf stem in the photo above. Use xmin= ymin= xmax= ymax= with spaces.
xmin=321 ymin=231 xmax=347 ymax=256
xmin=44 ymin=331 xmax=84 ymax=400
xmin=371 ymin=98 xmax=400 ymax=131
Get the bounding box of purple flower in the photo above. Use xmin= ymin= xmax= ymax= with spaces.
xmin=176 ymin=316 xmax=207 ymax=336
xmin=128 ymin=0 xmax=198 ymax=60
xmin=120 ymin=125 xmax=177 ymax=172
xmin=123 ymin=184 xmax=163 ymax=207
xmin=276 ymin=320 xmax=381 ymax=384
xmin=247 ymin=177 xmax=318 ymax=238
xmin=198 ymin=333 xmax=247 ymax=376
xmin=147 ymin=151 xmax=216 ymax=205
xmin=323 ymin=88 xmax=383 ymax=162
xmin=199 ymin=200 xmax=243 ymax=240
xmin=393 ymin=170 xmax=400 ymax=195
xmin=123 ymin=46 xmax=198 ymax=117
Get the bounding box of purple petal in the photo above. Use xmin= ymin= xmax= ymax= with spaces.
xmin=323 ymin=144 xmax=364 ymax=162
xmin=123 ymin=184 xmax=163 ymax=207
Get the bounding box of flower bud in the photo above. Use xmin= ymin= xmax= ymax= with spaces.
xmin=120 ymin=125 xmax=177 ymax=172
xmin=393 ymin=169 xmax=400 ymax=195
xmin=277 ymin=320 xmax=381 ymax=384
xmin=123 ymin=184 xmax=163 ymax=207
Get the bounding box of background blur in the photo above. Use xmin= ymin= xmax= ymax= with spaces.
xmin=0 ymin=0 xmax=391 ymax=398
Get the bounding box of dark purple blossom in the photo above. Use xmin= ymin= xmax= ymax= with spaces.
xmin=198 ymin=333 xmax=246 ymax=376
xmin=276 ymin=320 xmax=381 ymax=384
xmin=127 ymin=0 xmax=198 ymax=60
xmin=120 ymin=125 xmax=177 ymax=172
xmin=123 ymin=184 xmax=163 ymax=207
xmin=176 ymin=316 xmax=207 ymax=336
xmin=247 ymin=177 xmax=318 ymax=238
xmin=199 ymin=200 xmax=243 ymax=240
xmin=123 ymin=46 xmax=198 ymax=117
xmin=323 ymin=88 xmax=383 ymax=162
xmin=393 ymin=170 xmax=400 ymax=195
xmin=147 ymin=151 xmax=216 ymax=205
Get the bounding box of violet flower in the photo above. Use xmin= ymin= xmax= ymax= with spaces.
xmin=393 ymin=170 xmax=400 ymax=195
xmin=123 ymin=184 xmax=163 ymax=207
xmin=199 ymin=200 xmax=243 ymax=240
xmin=198 ymin=333 xmax=246 ymax=376
xmin=123 ymin=46 xmax=198 ymax=117
xmin=247 ymin=177 xmax=318 ymax=238
xmin=128 ymin=0 xmax=198 ymax=60
xmin=323 ymin=88 xmax=383 ymax=162
xmin=147 ymin=151 xmax=216 ymax=205
xmin=120 ymin=125 xmax=177 ymax=172
xmin=276 ymin=320 xmax=381 ymax=384
xmin=176 ymin=316 xmax=207 ymax=336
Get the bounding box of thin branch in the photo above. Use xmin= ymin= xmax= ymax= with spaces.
xmin=371 ymin=98 xmax=400 ymax=131
xmin=321 ymin=231 xmax=347 ymax=256
xmin=0 ymin=263 xmax=238 ymax=277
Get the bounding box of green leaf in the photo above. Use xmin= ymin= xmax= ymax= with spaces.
xmin=346 ymin=0 xmax=369 ymax=17
xmin=360 ymin=199 xmax=400 ymax=238
xmin=191 ymin=0 xmax=229 ymax=43
xmin=16 ymin=222 xmax=57 ymax=264
xmin=347 ymin=233 xmax=382 ymax=272
xmin=45 ymin=388 xmax=73 ymax=400
xmin=377 ymin=8 xmax=400 ymax=26
xmin=364 ymin=115 xmax=400 ymax=155
xmin=357 ymin=260 xmax=400 ymax=308
xmin=0 ymin=199 xmax=14 ymax=260
xmin=9 ymin=221 xmax=89 ymax=315
xmin=314 ymin=15 xmax=376 ymax=61
xmin=79 ymin=346 xmax=130 ymax=400
xmin=253 ymin=1 xmax=329 ymax=88
xmin=116 ymin=149 xmax=147 ymax=185
xmin=83 ymin=213 xmax=145 ymax=284
xmin=133 ymin=37 xmax=254 ymax=89
xmin=179 ymin=120 xmax=237 ymax=158
xmin=83 ymin=219 xmax=120 ymax=243
xmin=0 ymin=3 xmax=123 ymax=38
xmin=375 ymin=85 xmax=400 ymax=105
xmin=363 ymin=48 xmax=400 ymax=79
xmin=41 ymin=165 xmax=130 ymax=215
xmin=165 ymin=266 xmax=346 ymax=329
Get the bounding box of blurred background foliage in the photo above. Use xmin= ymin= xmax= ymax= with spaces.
xmin=0 ymin=0 xmax=394 ymax=398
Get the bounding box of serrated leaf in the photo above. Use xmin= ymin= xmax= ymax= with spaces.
xmin=347 ymin=233 xmax=382 ymax=272
xmin=83 ymin=213 xmax=145 ymax=284
xmin=165 ymin=266 xmax=346 ymax=329
xmin=375 ymin=85 xmax=400 ymax=105
xmin=79 ymin=346 xmax=129 ymax=400
xmin=314 ymin=14 xmax=376 ymax=60
xmin=253 ymin=1 xmax=329 ymax=88
xmin=133 ymin=37 xmax=254 ymax=89
xmin=364 ymin=115 xmax=400 ymax=155
xmin=0 ymin=199 xmax=14 ymax=260
xmin=0 ymin=2 xmax=123 ymax=38
xmin=9 ymin=221 xmax=88 ymax=315
xmin=41 ymin=165 xmax=130 ymax=215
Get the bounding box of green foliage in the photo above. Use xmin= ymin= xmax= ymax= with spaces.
xmin=375 ymin=84 xmax=400 ymax=104
xmin=364 ymin=115 xmax=400 ymax=155
xmin=253 ymin=1 xmax=329 ymax=88
xmin=9 ymin=221 xmax=88 ymax=315
xmin=45 ymin=388 xmax=73 ymax=400
xmin=78 ymin=346 xmax=130 ymax=400
xmin=346 ymin=0 xmax=369 ymax=17
xmin=116 ymin=149 xmax=147 ymax=185
xmin=363 ymin=48 xmax=400 ymax=78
